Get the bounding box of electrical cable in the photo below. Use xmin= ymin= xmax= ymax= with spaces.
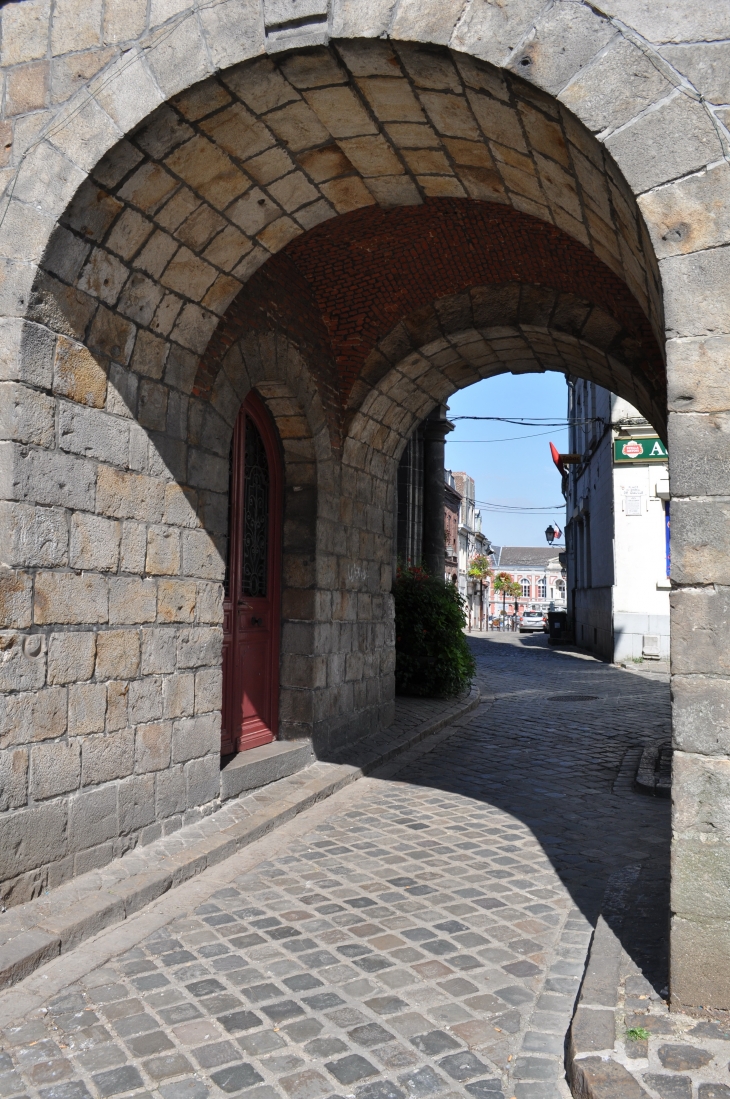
xmin=450 ymin=416 xmax=604 ymax=426
xmin=449 ymin=428 xmax=563 ymax=442
xmin=475 ymin=501 xmax=565 ymax=511
xmin=447 ymin=418 xmax=573 ymax=519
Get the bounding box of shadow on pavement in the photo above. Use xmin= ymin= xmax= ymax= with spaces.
xmin=378 ymin=633 xmax=669 ymax=995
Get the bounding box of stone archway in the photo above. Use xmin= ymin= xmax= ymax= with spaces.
xmin=1 ymin=20 xmax=729 ymax=1009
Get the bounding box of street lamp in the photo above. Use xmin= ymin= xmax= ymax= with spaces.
xmin=545 ymin=525 xmax=556 ymax=545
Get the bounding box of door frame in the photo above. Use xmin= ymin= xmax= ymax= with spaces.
xmin=222 ymin=390 xmax=283 ymax=755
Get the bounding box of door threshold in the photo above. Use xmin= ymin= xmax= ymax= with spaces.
xmin=220 ymin=739 xmax=315 ymax=801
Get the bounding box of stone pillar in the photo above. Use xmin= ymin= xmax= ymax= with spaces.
xmin=668 ymin=337 xmax=730 ymax=1010
xmin=422 ymin=406 xmax=453 ymax=581
xmin=670 ymin=527 xmax=730 ymax=1008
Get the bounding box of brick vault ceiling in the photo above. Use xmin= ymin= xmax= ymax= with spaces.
xmin=195 ymin=199 xmax=664 ymax=415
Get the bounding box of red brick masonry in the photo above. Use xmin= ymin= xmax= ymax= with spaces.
xmin=194 ymin=198 xmax=664 ymax=419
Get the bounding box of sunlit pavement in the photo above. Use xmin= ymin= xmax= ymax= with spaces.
xmin=0 ymin=634 xmax=670 ymax=1099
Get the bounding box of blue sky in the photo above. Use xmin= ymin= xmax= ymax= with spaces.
xmin=445 ymin=371 xmax=569 ymax=549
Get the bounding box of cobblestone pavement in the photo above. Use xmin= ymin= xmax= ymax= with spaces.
xmin=0 ymin=634 xmax=670 ymax=1099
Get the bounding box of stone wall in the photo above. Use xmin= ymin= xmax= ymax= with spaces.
xmin=0 ymin=326 xmax=338 ymax=906
xmin=1 ymin=0 xmax=730 ymax=1007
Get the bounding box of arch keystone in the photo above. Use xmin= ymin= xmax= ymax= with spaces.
xmin=506 ymin=1 xmax=616 ymax=96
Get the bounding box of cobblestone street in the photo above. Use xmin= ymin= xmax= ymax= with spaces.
xmin=0 ymin=635 xmax=670 ymax=1099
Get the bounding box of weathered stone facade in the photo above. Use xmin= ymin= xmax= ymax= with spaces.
xmin=1 ymin=0 xmax=729 ymax=1008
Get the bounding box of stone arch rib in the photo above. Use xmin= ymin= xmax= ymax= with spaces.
xmin=348 ymin=322 xmax=660 ymax=471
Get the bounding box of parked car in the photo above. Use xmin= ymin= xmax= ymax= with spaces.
xmin=519 ymin=610 xmax=545 ymax=633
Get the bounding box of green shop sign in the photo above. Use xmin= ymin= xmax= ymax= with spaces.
xmin=613 ymin=436 xmax=667 ymax=463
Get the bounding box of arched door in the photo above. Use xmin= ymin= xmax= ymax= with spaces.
xmin=222 ymin=392 xmax=282 ymax=754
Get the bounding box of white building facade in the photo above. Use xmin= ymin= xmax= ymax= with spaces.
xmin=565 ymin=379 xmax=669 ymax=662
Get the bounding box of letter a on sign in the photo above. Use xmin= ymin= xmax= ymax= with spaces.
xmin=650 ymin=441 xmax=664 ymax=456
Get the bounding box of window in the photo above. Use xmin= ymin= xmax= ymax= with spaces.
xmin=555 ymin=578 xmax=565 ymax=594
xmin=520 ymin=578 xmax=530 ymax=597
xmin=536 ymin=577 xmax=546 ymax=599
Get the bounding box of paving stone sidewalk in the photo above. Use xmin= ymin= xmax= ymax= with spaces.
xmin=0 ymin=633 xmax=671 ymax=1099
xmin=571 ymin=867 xmax=730 ymax=1099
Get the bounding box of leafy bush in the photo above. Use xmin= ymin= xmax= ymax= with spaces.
xmin=393 ymin=565 xmax=476 ymax=697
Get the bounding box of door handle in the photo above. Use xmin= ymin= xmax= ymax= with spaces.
xmin=251 ymin=616 xmax=263 ymax=626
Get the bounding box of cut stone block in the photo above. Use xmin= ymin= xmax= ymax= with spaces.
xmin=220 ymin=739 xmax=315 ymax=801
xmin=571 ymin=1055 xmax=651 ymax=1098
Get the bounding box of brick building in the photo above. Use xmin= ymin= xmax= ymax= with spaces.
xmin=0 ymin=0 xmax=729 ymax=1009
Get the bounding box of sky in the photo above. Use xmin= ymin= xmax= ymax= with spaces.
xmin=445 ymin=371 xmax=570 ymax=549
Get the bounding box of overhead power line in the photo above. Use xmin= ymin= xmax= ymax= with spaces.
xmin=474 ymin=500 xmax=565 ymax=512
xmin=450 ymin=428 xmax=561 ymax=442
xmin=450 ymin=416 xmax=603 ymax=426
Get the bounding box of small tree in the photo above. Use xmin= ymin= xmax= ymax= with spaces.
xmin=468 ymin=555 xmax=493 ymax=581
xmin=493 ymin=571 xmax=522 ymax=621
xmin=468 ymin=555 xmax=493 ymax=630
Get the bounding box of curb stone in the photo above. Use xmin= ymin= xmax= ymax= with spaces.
xmin=566 ymin=866 xmax=649 ymax=1099
xmin=635 ymin=739 xmax=671 ymax=798
xmin=565 ymin=832 xmax=730 ymax=1098
xmin=570 ymin=1056 xmax=651 ymax=1098
xmin=0 ymin=686 xmax=480 ymax=992
xmin=569 ymin=867 xmax=730 ymax=1099
xmin=566 ymin=916 xmax=649 ymax=1098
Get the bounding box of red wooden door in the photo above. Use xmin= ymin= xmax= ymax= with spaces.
xmin=222 ymin=392 xmax=281 ymax=754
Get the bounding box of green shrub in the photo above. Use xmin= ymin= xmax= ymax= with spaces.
xmin=393 ymin=565 xmax=476 ymax=697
